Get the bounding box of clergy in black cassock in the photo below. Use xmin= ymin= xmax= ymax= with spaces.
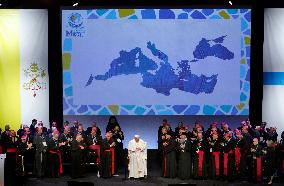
xmin=112 ymin=125 xmax=124 ymax=175
xmin=33 ymin=126 xmax=47 ymax=178
xmin=59 ymin=126 xmax=73 ymax=164
xmin=177 ymin=132 xmax=191 ymax=180
xmin=222 ymin=132 xmax=235 ymax=181
xmin=208 ymin=132 xmax=222 ymax=179
xmin=234 ymin=129 xmax=249 ymax=180
xmin=162 ymin=134 xmax=177 ymax=178
xmin=5 ymin=130 xmax=18 ymax=185
xmin=192 ymin=132 xmax=207 ymax=179
xmin=18 ymin=135 xmax=32 ymax=176
xmin=100 ymin=132 xmax=116 ymax=178
xmin=47 ymin=130 xmax=63 ymax=177
xmin=71 ymin=134 xmax=86 ymax=178
xmin=250 ymin=138 xmax=262 ymax=183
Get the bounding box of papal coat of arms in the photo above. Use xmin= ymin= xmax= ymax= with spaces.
xmin=23 ymin=62 xmax=47 ymax=97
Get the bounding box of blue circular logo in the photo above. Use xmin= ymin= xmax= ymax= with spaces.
xmin=68 ymin=13 xmax=83 ymax=29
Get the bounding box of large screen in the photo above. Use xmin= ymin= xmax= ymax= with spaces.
xmin=62 ymin=9 xmax=251 ymax=115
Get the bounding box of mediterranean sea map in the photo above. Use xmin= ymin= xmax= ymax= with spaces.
xmin=85 ymin=35 xmax=234 ymax=96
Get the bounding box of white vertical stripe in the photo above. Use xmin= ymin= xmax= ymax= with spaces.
xmin=264 ymin=8 xmax=284 ymax=72
xmin=19 ymin=9 xmax=49 ymax=128
xmin=262 ymin=86 xmax=284 ymax=140
xmin=263 ymin=8 xmax=284 ymax=140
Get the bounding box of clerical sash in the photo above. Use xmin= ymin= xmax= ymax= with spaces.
xmin=198 ymin=150 xmax=204 ymax=177
xmin=235 ymin=147 xmax=241 ymax=174
xmin=49 ymin=150 xmax=63 ymax=174
xmin=281 ymin=150 xmax=284 ymax=174
xmin=283 ymin=158 xmax=284 ymax=174
xmin=105 ymin=147 xmax=115 ymax=174
xmin=7 ymin=148 xmax=17 ymax=153
xmin=256 ymin=157 xmax=261 ymax=182
xmin=212 ymin=152 xmax=220 ymax=176
xmin=223 ymin=150 xmax=234 ymax=176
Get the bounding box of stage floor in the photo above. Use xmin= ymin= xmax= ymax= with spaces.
xmin=23 ymin=149 xmax=284 ymax=186
xmin=25 ymin=171 xmax=284 ymax=186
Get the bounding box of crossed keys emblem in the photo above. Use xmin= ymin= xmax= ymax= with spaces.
xmin=23 ymin=62 xmax=47 ymax=97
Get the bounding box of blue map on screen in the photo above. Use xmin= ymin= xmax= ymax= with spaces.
xmin=86 ymin=36 xmax=233 ymax=96
xmin=62 ymin=9 xmax=251 ymax=115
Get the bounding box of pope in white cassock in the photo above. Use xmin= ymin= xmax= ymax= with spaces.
xmin=128 ymin=135 xmax=147 ymax=178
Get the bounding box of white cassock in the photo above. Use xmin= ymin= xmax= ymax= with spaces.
xmin=128 ymin=138 xmax=147 ymax=178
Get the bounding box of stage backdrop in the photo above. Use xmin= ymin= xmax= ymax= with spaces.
xmin=62 ymin=9 xmax=251 ymax=116
xmin=0 ymin=9 xmax=49 ymax=130
xmin=62 ymin=9 xmax=251 ymax=149
xmin=263 ymin=8 xmax=284 ymax=139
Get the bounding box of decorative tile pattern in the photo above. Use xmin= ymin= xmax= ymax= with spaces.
xmin=62 ymin=9 xmax=251 ymax=115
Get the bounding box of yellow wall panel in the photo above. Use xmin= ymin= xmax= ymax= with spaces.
xmin=0 ymin=10 xmax=21 ymax=130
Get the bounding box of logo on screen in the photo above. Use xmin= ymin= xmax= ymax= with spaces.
xmin=68 ymin=13 xmax=83 ymax=29
xmin=66 ymin=12 xmax=85 ymax=38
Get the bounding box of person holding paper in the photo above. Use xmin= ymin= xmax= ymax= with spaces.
xmin=128 ymin=135 xmax=147 ymax=179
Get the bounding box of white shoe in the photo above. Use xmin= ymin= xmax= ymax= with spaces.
xmin=97 ymin=171 xmax=100 ymax=178
xmin=113 ymin=174 xmax=119 ymax=177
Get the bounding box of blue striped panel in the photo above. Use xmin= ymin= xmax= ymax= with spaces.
xmin=263 ymin=72 xmax=284 ymax=85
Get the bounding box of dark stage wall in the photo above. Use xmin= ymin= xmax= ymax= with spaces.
xmin=1 ymin=0 xmax=264 ymax=131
